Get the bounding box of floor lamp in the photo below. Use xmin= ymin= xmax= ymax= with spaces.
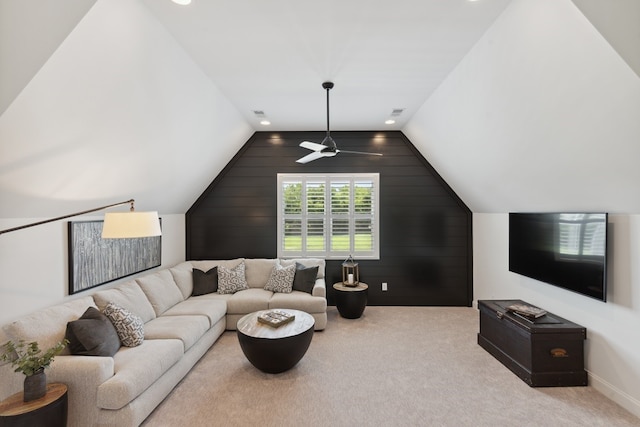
xmin=0 ymin=199 xmax=161 ymax=238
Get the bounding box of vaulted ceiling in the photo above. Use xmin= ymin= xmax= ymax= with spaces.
xmin=1 ymin=0 xmax=639 ymax=217
xmin=2 ymin=0 xmax=513 ymax=128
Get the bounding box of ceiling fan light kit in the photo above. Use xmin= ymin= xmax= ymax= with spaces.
xmin=296 ymin=82 xmax=383 ymax=164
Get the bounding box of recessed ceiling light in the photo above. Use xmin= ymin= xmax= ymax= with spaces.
xmin=172 ymin=0 xmax=192 ymax=5
xmin=385 ymin=108 xmax=404 ymax=125
xmin=253 ymin=110 xmax=271 ymax=125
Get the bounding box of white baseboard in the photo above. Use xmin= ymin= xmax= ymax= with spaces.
xmin=589 ymin=371 xmax=640 ymax=419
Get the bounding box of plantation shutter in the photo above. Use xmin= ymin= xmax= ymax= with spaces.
xmin=277 ymin=173 xmax=379 ymax=259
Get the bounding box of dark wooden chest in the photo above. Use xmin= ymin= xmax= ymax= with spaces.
xmin=477 ymin=299 xmax=587 ymax=387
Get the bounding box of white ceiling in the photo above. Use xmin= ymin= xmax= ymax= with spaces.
xmin=2 ymin=0 xmax=639 ymax=219
xmin=0 ymin=0 xmax=99 ymax=115
xmin=3 ymin=0 xmax=637 ymax=131
xmin=139 ymin=0 xmax=512 ymax=131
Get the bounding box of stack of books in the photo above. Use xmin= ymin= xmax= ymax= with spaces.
xmin=506 ymin=303 xmax=547 ymax=320
xmin=257 ymin=309 xmax=295 ymax=328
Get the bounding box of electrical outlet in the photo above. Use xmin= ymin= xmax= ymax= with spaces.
xmin=382 ymin=282 xmax=388 ymax=291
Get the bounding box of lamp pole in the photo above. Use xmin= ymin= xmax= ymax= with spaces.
xmin=0 ymin=199 xmax=134 ymax=236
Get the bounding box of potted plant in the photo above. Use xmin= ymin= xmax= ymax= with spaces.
xmin=1 ymin=339 xmax=69 ymax=401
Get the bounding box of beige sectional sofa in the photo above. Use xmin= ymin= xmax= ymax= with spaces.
xmin=0 ymin=258 xmax=326 ymax=427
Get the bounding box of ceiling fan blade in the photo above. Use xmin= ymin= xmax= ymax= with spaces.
xmin=336 ymin=149 xmax=383 ymax=157
xmin=297 ymin=82 xmax=381 ymax=163
xmin=300 ymin=141 xmax=327 ymax=152
xmin=296 ymin=151 xmax=327 ymax=164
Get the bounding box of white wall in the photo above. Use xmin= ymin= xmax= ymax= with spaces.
xmin=404 ymin=0 xmax=640 ymax=214
xmin=0 ymin=214 xmax=185 ymax=325
xmin=0 ymin=0 xmax=252 ymax=323
xmin=0 ymin=0 xmax=253 ymax=219
xmin=474 ymin=213 xmax=640 ymax=416
xmin=404 ymin=0 xmax=640 ymax=418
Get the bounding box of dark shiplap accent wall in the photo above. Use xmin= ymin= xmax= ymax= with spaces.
xmin=186 ymin=131 xmax=472 ymax=306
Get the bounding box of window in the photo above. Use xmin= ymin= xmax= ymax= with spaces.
xmin=277 ymin=173 xmax=379 ymax=259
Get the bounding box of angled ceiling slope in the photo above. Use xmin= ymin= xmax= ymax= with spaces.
xmin=571 ymin=0 xmax=640 ymax=78
xmin=0 ymin=0 xmax=98 ymax=116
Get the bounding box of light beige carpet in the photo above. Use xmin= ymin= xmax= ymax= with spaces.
xmin=142 ymin=307 xmax=639 ymax=427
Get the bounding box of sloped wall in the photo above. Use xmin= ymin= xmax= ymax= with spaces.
xmin=404 ymin=0 xmax=640 ymax=214
xmin=0 ymin=0 xmax=252 ymax=325
xmin=0 ymin=0 xmax=253 ymax=219
xmin=404 ymin=0 xmax=640 ymax=418
xmin=187 ymin=131 xmax=472 ymax=306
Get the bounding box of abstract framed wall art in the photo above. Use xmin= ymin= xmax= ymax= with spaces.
xmin=68 ymin=220 xmax=161 ymax=295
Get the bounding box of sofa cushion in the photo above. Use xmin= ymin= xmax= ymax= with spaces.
xmin=65 ymin=307 xmax=120 ymax=357
xmin=225 ymin=288 xmax=271 ymax=314
xmin=245 ymin=258 xmax=278 ymax=288
xmin=2 ymin=296 xmax=96 ymax=356
xmin=264 ymin=263 xmax=296 ymax=293
xmin=217 ymin=262 xmax=249 ymax=294
xmin=169 ymin=265 xmax=193 ymax=299
xmin=143 ymin=315 xmax=210 ymax=352
xmin=269 ymin=291 xmax=328 ymax=313
xmin=136 ymin=270 xmax=184 ymax=316
xmin=93 ymin=281 xmax=156 ymax=323
xmin=97 ymin=339 xmax=183 ymax=410
xmin=192 ymin=267 xmax=218 ymax=295
xmin=280 ymin=258 xmax=325 ymax=279
xmin=162 ymin=299 xmax=226 ymax=328
xmin=292 ymin=263 xmax=319 ymax=294
xmin=103 ymin=303 xmax=145 ymax=347
xmin=189 ymin=259 xmax=244 ymax=272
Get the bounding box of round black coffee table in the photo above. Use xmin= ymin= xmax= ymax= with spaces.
xmin=333 ymin=282 xmax=369 ymax=318
xmin=237 ymin=309 xmax=315 ymax=373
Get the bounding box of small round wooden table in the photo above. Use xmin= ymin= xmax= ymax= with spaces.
xmin=237 ymin=309 xmax=315 ymax=374
xmin=0 ymin=383 xmax=68 ymax=427
xmin=333 ymin=282 xmax=369 ymax=319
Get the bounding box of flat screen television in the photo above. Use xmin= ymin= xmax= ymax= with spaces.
xmin=509 ymin=212 xmax=608 ymax=302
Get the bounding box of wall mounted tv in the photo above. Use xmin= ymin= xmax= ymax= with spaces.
xmin=509 ymin=212 xmax=608 ymax=302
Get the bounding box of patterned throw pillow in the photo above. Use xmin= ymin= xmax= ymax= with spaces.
xmin=264 ymin=263 xmax=296 ymax=293
xmin=103 ymin=302 xmax=145 ymax=347
xmin=217 ymin=261 xmax=249 ymax=294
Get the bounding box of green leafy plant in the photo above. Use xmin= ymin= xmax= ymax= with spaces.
xmin=1 ymin=339 xmax=69 ymax=376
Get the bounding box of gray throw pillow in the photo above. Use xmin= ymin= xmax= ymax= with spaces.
xmin=65 ymin=307 xmax=121 ymax=356
xmin=292 ymin=262 xmax=319 ymax=294
xmin=192 ymin=267 xmax=218 ymax=296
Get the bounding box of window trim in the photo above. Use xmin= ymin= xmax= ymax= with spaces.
xmin=277 ymin=173 xmax=380 ymax=260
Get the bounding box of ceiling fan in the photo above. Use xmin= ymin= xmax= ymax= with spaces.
xmin=296 ymin=82 xmax=383 ymax=164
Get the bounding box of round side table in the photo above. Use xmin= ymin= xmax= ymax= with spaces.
xmin=333 ymin=282 xmax=368 ymax=319
xmin=0 ymin=383 xmax=68 ymax=427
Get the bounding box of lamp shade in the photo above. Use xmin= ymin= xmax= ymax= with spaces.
xmin=101 ymin=211 xmax=161 ymax=238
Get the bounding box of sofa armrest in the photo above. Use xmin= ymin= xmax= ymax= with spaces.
xmin=48 ymin=355 xmax=115 ymax=427
xmin=312 ymin=278 xmax=326 ymax=298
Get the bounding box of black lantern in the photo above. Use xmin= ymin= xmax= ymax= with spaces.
xmin=342 ymin=255 xmax=359 ymax=287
